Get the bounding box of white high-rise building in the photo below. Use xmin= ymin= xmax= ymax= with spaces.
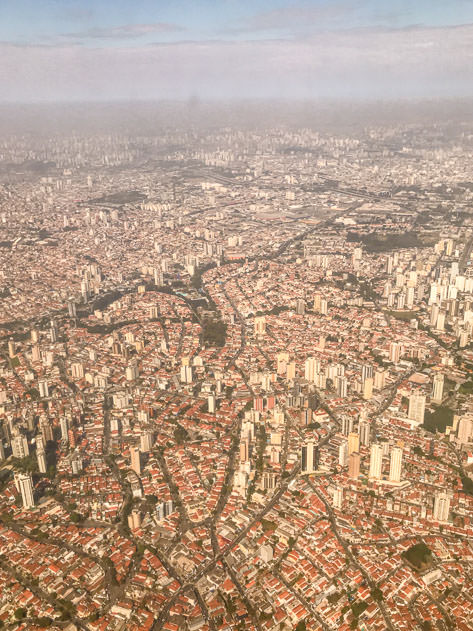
xmin=369 ymin=444 xmax=383 ymax=480
xmin=433 ymin=492 xmax=451 ymax=522
xmin=11 ymin=434 xmax=29 ymax=459
xmin=208 ymin=394 xmax=216 ymax=414
xmin=358 ymin=420 xmax=371 ymax=447
xmin=389 ymin=447 xmax=403 ymax=483
xmin=130 ymin=446 xmax=141 ymax=475
xmin=38 ymin=379 xmax=49 ymax=398
xmin=333 ymin=487 xmax=343 ymax=509
xmin=301 ymin=442 xmax=318 ymax=474
xmin=140 ymin=432 xmax=154 ymax=453
xmin=341 ymin=415 xmax=354 ymax=436
xmin=432 ymin=373 xmax=444 ymax=404
xmin=60 ymin=417 xmax=69 ymax=442
xmin=457 ymin=417 xmax=473 ymax=444
xmin=126 ymin=363 xmax=139 ymax=381
xmin=71 ymin=362 xmax=84 ymax=380
xmin=374 ymin=370 xmax=385 ymax=390
xmin=389 ymin=342 xmax=401 ymax=364
xmin=18 ymin=473 xmax=34 ymax=509
xmin=304 ymin=357 xmax=319 ymax=383
xmin=180 ymin=365 xmax=193 ymax=384
xmin=361 ymin=364 xmax=373 ymax=384
xmin=338 ymin=441 xmax=348 ymax=467
xmin=336 ymin=375 xmax=348 ymax=398
xmin=37 ymin=451 xmax=47 ymax=474
xmin=408 ymin=394 xmax=426 ymax=424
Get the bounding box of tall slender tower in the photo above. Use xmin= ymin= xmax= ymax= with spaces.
xmin=432 ymin=373 xmax=444 ymax=404
xmin=389 ymin=447 xmax=403 ymax=482
xmin=301 ymin=442 xmax=319 ymax=473
xmin=348 ymin=453 xmax=360 ymax=479
xmin=369 ymin=444 xmax=383 ymax=480
xmin=433 ymin=492 xmax=450 ymax=522
xmin=130 ymin=446 xmax=141 ymax=476
xmin=18 ymin=474 xmax=35 ymax=509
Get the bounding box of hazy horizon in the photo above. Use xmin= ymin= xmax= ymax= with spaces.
xmin=1 ymin=0 xmax=473 ymax=102
xmin=0 ymin=98 xmax=472 ymax=137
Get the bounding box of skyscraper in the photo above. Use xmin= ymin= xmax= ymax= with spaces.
xmin=333 ymin=487 xmax=343 ymax=509
xmin=389 ymin=447 xmax=403 ymax=483
xmin=358 ymin=420 xmax=371 ymax=447
xmin=363 ymin=377 xmax=374 ymax=400
xmin=341 ymin=415 xmax=353 ymax=436
xmin=38 ymin=379 xmax=49 ymax=398
xmin=240 ymin=439 xmax=249 ymax=463
xmin=432 ymin=373 xmax=444 ymax=404
xmin=336 ymin=375 xmax=348 ymax=398
xmin=130 ymin=445 xmax=141 ymax=476
xmin=286 ymin=362 xmax=296 ymax=380
xmin=301 ymin=442 xmax=319 ymax=474
xmin=11 ymin=434 xmax=29 ymax=459
xmin=433 ymin=492 xmax=450 ymax=522
xmin=338 ymin=441 xmax=348 ymax=467
xmin=140 ymin=431 xmax=154 ymax=453
xmin=374 ymin=370 xmax=386 ymax=390
xmin=457 ymin=417 xmax=473 ymax=444
xmin=348 ymin=453 xmax=360 ymax=479
xmin=18 ymin=473 xmax=34 ymax=509
xmin=361 ymin=364 xmax=373 ymax=384
xmin=180 ymin=365 xmax=193 ymax=384
xmin=347 ymin=432 xmax=360 ymax=456
xmin=408 ymin=393 xmax=426 ymax=424
xmin=389 ymin=342 xmax=401 ymax=364
xmin=208 ymin=394 xmax=216 ymax=413
xmin=60 ymin=417 xmax=69 ymax=442
xmin=369 ymin=444 xmax=383 ymax=480
xmin=36 ymin=437 xmax=47 ymax=474
xmin=304 ymin=357 xmax=320 ymax=383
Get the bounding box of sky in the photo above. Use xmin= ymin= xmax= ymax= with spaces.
xmin=0 ymin=0 xmax=472 ymax=101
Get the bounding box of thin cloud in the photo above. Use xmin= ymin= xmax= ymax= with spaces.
xmin=0 ymin=22 xmax=472 ymax=101
xmin=65 ymin=22 xmax=184 ymax=40
xmin=224 ymin=2 xmax=357 ymax=35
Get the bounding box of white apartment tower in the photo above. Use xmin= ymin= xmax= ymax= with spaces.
xmin=433 ymin=492 xmax=451 ymax=522
xmin=369 ymin=444 xmax=383 ymax=480
xmin=432 ymin=373 xmax=444 ymax=404
xmin=408 ymin=393 xmax=426 ymax=424
xmin=389 ymin=447 xmax=403 ymax=483
xmin=18 ymin=473 xmax=34 ymax=509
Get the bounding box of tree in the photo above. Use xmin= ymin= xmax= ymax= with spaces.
xmin=70 ymin=511 xmax=83 ymax=523
xmin=14 ymin=608 xmax=27 ymax=620
xmin=423 ymin=406 xmax=454 ymax=433
xmin=174 ymin=425 xmax=189 ymax=445
xmin=402 ymin=542 xmax=432 ymax=569
xmin=295 ymin=621 xmax=307 ymax=631
xmin=371 ymin=587 xmax=383 ymax=602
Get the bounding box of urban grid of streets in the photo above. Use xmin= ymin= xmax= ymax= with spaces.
xmin=0 ymin=112 xmax=473 ymax=631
